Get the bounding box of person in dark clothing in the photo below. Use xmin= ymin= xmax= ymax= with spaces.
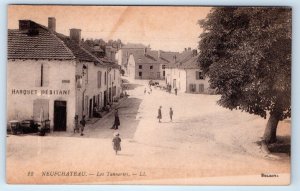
xmin=111 ymin=109 xmax=120 ymax=130
xmin=112 ymin=132 xmax=121 ymax=155
xmin=80 ymin=115 xmax=86 ymax=136
xmin=174 ymin=88 xmax=177 ymax=95
xmin=169 ymin=107 xmax=173 ymax=121
xmin=157 ymin=106 xmax=162 ymax=123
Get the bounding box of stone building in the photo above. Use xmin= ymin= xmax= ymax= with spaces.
xmin=115 ymin=43 xmax=147 ymax=74
xmin=165 ymin=48 xmax=210 ymax=94
xmin=127 ymin=48 xmax=178 ymax=80
xmin=7 ymin=17 xmax=121 ymax=132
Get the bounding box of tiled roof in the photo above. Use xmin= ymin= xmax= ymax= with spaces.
xmin=166 ymin=50 xmax=199 ymax=69
xmin=82 ymin=42 xmax=120 ymax=69
xmin=159 ymin=51 xmax=179 ymax=65
xmin=8 ymin=20 xmax=99 ymax=63
xmin=130 ymin=50 xmax=178 ymax=65
xmin=178 ymin=56 xmax=199 ymax=69
xmin=53 ymin=33 xmax=99 ymax=63
xmin=8 ymin=29 xmax=74 ymax=60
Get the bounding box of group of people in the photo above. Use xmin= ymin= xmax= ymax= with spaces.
xmin=74 ymin=115 xmax=86 ymax=136
xmin=157 ymin=106 xmax=174 ymax=123
xmin=166 ymin=84 xmax=177 ymax=95
xmin=144 ymin=87 xmax=152 ymax=95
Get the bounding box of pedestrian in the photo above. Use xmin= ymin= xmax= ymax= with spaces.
xmin=169 ymin=107 xmax=173 ymax=121
xmin=157 ymin=106 xmax=162 ymax=123
xmin=144 ymin=88 xmax=146 ymax=94
xmin=174 ymin=88 xmax=177 ymax=96
xmin=111 ymin=109 xmax=120 ymax=130
xmin=112 ymin=132 xmax=121 ymax=155
xmin=79 ymin=115 xmax=86 ymax=136
xmin=74 ymin=115 xmax=79 ymax=133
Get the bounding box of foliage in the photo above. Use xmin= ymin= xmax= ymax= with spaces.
xmin=198 ymin=7 xmax=291 ymax=120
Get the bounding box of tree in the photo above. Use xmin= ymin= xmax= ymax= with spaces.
xmin=198 ymin=7 xmax=291 ymax=144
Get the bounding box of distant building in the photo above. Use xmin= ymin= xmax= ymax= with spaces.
xmin=7 ymin=17 xmax=121 ymax=132
xmin=165 ymin=48 xmax=210 ymax=94
xmin=127 ymin=48 xmax=178 ymax=80
xmin=115 ymin=43 xmax=147 ymax=74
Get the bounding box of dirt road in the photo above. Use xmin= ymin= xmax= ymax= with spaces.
xmin=6 ymin=79 xmax=290 ymax=185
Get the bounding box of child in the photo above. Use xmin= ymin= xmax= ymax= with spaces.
xmin=112 ymin=132 xmax=121 ymax=155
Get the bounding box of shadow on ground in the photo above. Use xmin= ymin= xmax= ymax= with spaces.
xmin=267 ymin=136 xmax=291 ymax=156
xmin=123 ymin=83 xmax=143 ymax=90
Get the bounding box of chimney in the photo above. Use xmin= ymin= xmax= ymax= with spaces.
xmin=19 ymin=20 xmax=39 ymax=35
xmin=192 ymin=49 xmax=198 ymax=56
xmin=48 ymin=17 xmax=56 ymax=32
xmin=70 ymin=28 xmax=81 ymax=44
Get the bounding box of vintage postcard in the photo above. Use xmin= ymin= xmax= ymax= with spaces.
xmin=6 ymin=5 xmax=291 ymax=185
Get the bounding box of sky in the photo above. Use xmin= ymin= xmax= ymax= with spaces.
xmin=8 ymin=5 xmax=211 ymax=52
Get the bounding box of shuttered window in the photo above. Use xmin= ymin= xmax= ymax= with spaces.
xmin=33 ymin=99 xmax=49 ymax=121
xmin=196 ymin=71 xmax=204 ymax=80
xmin=199 ymin=84 xmax=204 ymax=93
xmin=97 ymin=71 xmax=102 ymax=88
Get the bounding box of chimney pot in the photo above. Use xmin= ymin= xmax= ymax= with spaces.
xmin=70 ymin=28 xmax=81 ymax=44
xmin=192 ymin=49 xmax=198 ymax=56
xmin=19 ymin=20 xmax=39 ymax=35
xmin=48 ymin=17 xmax=56 ymax=32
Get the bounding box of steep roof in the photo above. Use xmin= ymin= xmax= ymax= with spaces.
xmin=8 ymin=20 xmax=98 ymax=63
xmin=8 ymin=28 xmax=74 ymax=60
xmin=55 ymin=33 xmax=99 ymax=63
xmin=130 ymin=50 xmax=178 ymax=65
xmin=166 ymin=50 xmax=199 ymax=69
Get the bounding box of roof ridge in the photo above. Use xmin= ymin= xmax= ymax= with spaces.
xmin=51 ymin=32 xmax=76 ymax=59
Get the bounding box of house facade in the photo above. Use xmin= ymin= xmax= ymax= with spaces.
xmin=115 ymin=43 xmax=147 ymax=75
xmin=7 ymin=17 xmax=121 ymax=132
xmin=127 ymin=49 xmax=178 ymax=80
xmin=165 ymin=49 xmax=210 ymax=94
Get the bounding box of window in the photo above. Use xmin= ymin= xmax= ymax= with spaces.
xmin=139 ymin=65 xmax=142 ymax=69
xmin=139 ymin=72 xmax=142 ymax=77
xmin=190 ymin=84 xmax=196 ymax=92
xmin=163 ymin=71 xmax=165 ymax=77
xmin=97 ymin=71 xmax=102 ymax=88
xmin=114 ymin=69 xmax=115 ymax=80
xmin=150 ymin=65 xmax=153 ymax=70
xmin=199 ymin=84 xmax=204 ymax=93
xmin=104 ymin=72 xmax=107 ymax=85
xmin=196 ymin=71 xmax=204 ymax=80
xmin=162 ymin=65 xmax=166 ymax=69
xmin=33 ymin=99 xmax=49 ymax=121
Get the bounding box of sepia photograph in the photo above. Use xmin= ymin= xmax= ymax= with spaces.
xmin=6 ymin=5 xmax=291 ymax=185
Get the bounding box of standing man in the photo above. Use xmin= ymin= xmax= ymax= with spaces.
xmin=169 ymin=107 xmax=173 ymax=122
xmin=111 ymin=109 xmax=120 ymax=130
xmin=157 ymin=106 xmax=162 ymax=123
xmin=80 ymin=115 xmax=86 ymax=136
xmin=174 ymin=88 xmax=177 ymax=96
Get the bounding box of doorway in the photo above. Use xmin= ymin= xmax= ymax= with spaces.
xmin=54 ymin=101 xmax=67 ymax=131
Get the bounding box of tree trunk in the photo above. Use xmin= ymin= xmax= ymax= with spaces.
xmin=263 ymin=112 xmax=280 ymax=144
